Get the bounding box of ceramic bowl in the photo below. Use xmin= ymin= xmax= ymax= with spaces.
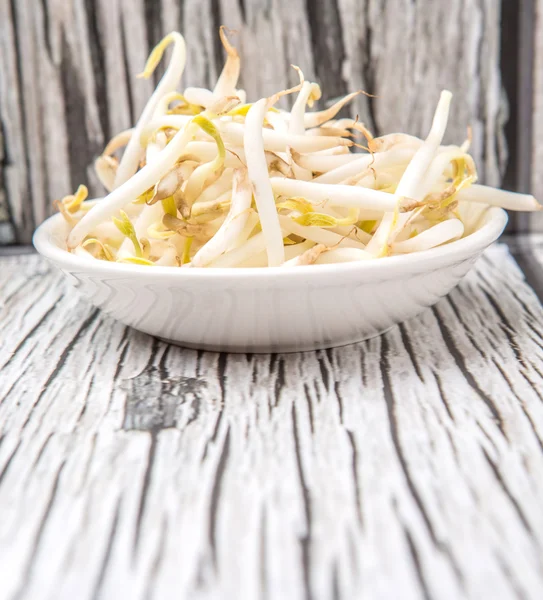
xmin=33 ymin=204 xmax=507 ymax=352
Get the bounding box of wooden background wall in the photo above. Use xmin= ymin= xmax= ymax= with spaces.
xmin=0 ymin=0 xmax=537 ymax=245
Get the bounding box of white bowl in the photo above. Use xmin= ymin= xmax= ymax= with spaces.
xmin=33 ymin=205 xmax=507 ymax=352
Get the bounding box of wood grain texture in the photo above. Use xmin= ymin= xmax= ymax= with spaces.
xmin=1 ymin=244 xmax=543 ymax=600
xmin=531 ymin=0 xmax=543 ymax=230
xmin=0 ymin=0 xmax=507 ymax=243
xmin=0 ymin=121 xmax=15 ymax=244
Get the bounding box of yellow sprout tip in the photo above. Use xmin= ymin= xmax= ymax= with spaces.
xmin=138 ymin=33 xmax=179 ymax=79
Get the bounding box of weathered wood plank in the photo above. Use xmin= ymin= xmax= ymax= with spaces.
xmin=0 ymin=115 xmax=15 ymax=244
xmin=0 ymin=0 xmax=506 ymax=243
xmin=531 ymin=0 xmax=543 ymax=230
xmin=1 ymin=244 xmax=543 ymax=599
xmin=505 ymin=234 xmax=543 ymax=301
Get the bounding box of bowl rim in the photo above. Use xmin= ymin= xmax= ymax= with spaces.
xmin=33 ymin=206 xmax=508 ymax=279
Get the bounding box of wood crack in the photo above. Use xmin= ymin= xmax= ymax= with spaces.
xmin=482 ymin=448 xmax=535 ymax=539
xmin=37 ymin=0 xmax=53 ymax=63
xmin=398 ymin=323 xmax=425 ymax=383
xmin=144 ymin=0 xmax=162 ymax=58
xmin=259 ymin=506 xmax=268 ymax=600
xmin=403 ymin=525 xmax=432 ymax=600
xmin=432 ymin=304 xmax=508 ymax=439
xmin=238 ymin=0 xmax=246 ymax=23
xmin=0 ymin=439 xmax=21 ymax=487
xmin=59 ymin=29 xmax=88 ymax=192
xmin=133 ymin=431 xmax=158 ymax=555
xmin=208 ymin=426 xmax=231 ymax=570
xmin=19 ymin=308 xmax=100 ymax=432
xmin=490 ymin=357 xmax=543 ymax=454
xmin=381 ymin=334 xmax=465 ymax=588
xmin=303 ymin=383 xmax=315 ymax=435
xmin=292 ymin=402 xmax=312 ymax=600
xmin=113 ymin=332 xmax=130 ymax=381
xmin=7 ymin=0 xmax=33 ymax=240
xmin=12 ymin=460 xmax=66 ymax=600
xmin=1 ymin=297 xmax=61 ymax=371
xmin=92 ymin=495 xmax=122 ymax=600
xmin=361 ymin=1 xmax=377 ymax=132
xmin=119 ymin=18 xmax=135 ymax=126
xmin=201 ymin=354 xmax=227 ymax=461
xmin=274 ymin=356 xmax=285 ymax=407
xmin=346 ymin=430 xmax=363 ymax=528
xmin=143 ymin=514 xmax=169 ymax=600
xmin=83 ymin=0 xmax=109 ymax=141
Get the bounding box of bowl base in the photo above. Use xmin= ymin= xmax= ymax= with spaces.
xmin=156 ymin=326 xmax=395 ymax=354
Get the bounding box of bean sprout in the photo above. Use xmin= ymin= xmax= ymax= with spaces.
xmin=192 ymin=168 xmax=252 ymax=266
xmin=114 ymin=32 xmax=187 ymax=188
xmin=56 ymin=29 xmax=542 ymax=269
xmin=213 ymin=27 xmax=241 ymax=100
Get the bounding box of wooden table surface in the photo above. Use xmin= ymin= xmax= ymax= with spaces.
xmin=1 ymin=240 xmax=543 ymax=600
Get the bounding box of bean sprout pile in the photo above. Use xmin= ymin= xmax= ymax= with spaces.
xmin=58 ymin=29 xmax=541 ymax=268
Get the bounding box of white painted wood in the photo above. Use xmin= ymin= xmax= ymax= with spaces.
xmin=1 ymin=244 xmax=543 ymax=599
xmin=0 ymin=0 xmax=506 ymax=243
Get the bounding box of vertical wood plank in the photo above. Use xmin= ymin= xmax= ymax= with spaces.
xmin=0 ymin=121 xmax=15 ymax=243
xmin=500 ymin=0 xmax=536 ymax=232
xmin=516 ymin=0 xmax=536 ymax=197
xmin=531 ymin=0 xmax=543 ymax=229
xmin=0 ymin=0 xmax=507 ymax=243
